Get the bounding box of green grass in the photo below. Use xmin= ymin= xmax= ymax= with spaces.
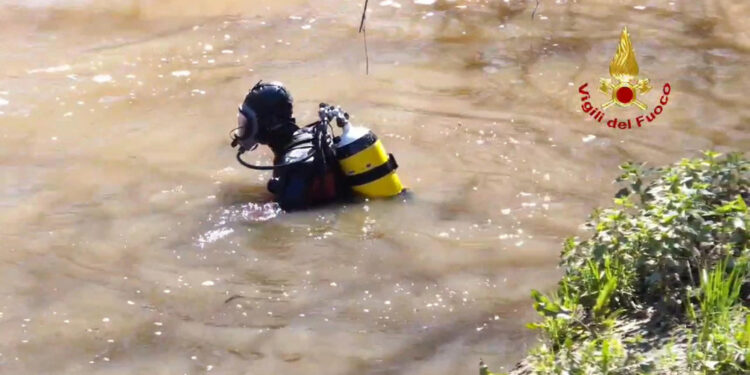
xmin=686 ymin=260 xmax=749 ymax=373
xmin=484 ymin=152 xmax=749 ymax=375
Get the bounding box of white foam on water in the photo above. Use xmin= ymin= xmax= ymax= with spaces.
xmin=27 ymin=64 xmax=71 ymax=74
xmin=92 ymin=74 xmax=112 ymax=83
xmin=380 ymin=0 xmax=402 ymax=8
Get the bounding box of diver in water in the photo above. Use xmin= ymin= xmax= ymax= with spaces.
xmin=230 ymin=81 xmax=347 ymax=210
xmin=230 ymin=80 xmax=404 ymax=211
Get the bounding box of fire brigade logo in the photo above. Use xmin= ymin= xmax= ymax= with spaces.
xmin=577 ymin=26 xmax=672 ymax=130
xmin=599 ymin=27 xmax=651 ymax=110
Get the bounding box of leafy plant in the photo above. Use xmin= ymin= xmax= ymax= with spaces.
xmin=507 ymin=152 xmax=750 ymax=375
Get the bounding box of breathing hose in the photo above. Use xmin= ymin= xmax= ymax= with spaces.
xmin=235 ymin=148 xmax=315 ymax=170
xmin=235 ymin=120 xmax=331 ymax=171
xmin=235 ymin=104 xmax=349 ymax=171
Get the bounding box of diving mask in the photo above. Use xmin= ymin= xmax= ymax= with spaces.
xmin=231 ymin=104 xmax=259 ymax=152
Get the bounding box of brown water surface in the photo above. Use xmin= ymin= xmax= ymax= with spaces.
xmin=1 ymin=0 xmax=748 ymax=374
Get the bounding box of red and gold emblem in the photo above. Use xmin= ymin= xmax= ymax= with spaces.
xmin=599 ymin=27 xmax=651 ymax=110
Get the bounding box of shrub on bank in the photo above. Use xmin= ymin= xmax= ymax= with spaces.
xmin=493 ymin=152 xmax=749 ymax=375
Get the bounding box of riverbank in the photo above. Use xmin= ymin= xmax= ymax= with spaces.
xmin=489 ymin=152 xmax=749 ymax=375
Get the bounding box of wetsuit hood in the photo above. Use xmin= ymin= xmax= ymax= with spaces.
xmin=240 ymin=81 xmax=295 ymax=145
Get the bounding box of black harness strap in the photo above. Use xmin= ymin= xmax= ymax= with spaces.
xmin=344 ymin=154 xmax=398 ymax=187
xmin=336 ymin=131 xmax=377 ymax=159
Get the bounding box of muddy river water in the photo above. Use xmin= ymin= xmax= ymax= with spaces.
xmin=0 ymin=0 xmax=748 ymax=374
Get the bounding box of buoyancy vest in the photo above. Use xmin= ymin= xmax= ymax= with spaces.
xmin=267 ymin=125 xmax=348 ymax=210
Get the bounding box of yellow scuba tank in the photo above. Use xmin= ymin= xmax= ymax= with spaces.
xmin=334 ymin=122 xmax=404 ymax=198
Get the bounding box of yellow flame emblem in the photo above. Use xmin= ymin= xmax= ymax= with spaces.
xmin=599 ymin=27 xmax=651 ymax=110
